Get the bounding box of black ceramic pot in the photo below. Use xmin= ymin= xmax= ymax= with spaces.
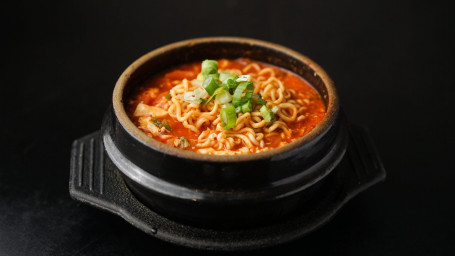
xmin=70 ymin=37 xmax=386 ymax=250
xmin=102 ymin=37 xmax=348 ymax=228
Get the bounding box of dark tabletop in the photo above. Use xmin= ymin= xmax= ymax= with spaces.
xmin=1 ymin=0 xmax=454 ymax=255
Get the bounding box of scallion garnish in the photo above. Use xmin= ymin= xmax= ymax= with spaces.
xmin=220 ymin=104 xmax=237 ymax=130
xmin=241 ymin=99 xmax=253 ymax=113
xmin=180 ymin=136 xmax=189 ymax=148
xmin=151 ymin=118 xmax=162 ymax=127
xmin=183 ymin=91 xmax=202 ymax=104
xmin=253 ymin=93 xmax=267 ymax=105
xmin=161 ymin=120 xmax=172 ymax=131
xmin=223 ymin=74 xmax=239 ymax=93
xmin=151 ymin=118 xmax=172 ymax=131
xmin=219 ymin=71 xmax=231 ymax=83
xmin=215 ymin=89 xmax=232 ymax=104
xmin=202 ymin=76 xmax=220 ymax=96
xmin=196 ymin=60 xmax=277 ymax=130
xmin=260 ymin=105 xmax=276 ymax=124
xmin=207 ymin=73 xmax=220 ymax=82
xmin=236 ymin=75 xmax=250 ymax=82
xmin=203 ymin=87 xmax=226 ymax=105
xmin=165 ymin=94 xmax=171 ymax=100
xmin=232 ymin=81 xmax=253 ymax=107
xmin=201 ymin=59 xmax=218 ymax=78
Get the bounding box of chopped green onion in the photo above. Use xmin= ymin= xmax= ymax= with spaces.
xmin=223 ymin=74 xmax=239 ymax=93
xmin=202 ymin=76 xmax=220 ymax=96
xmin=235 ymin=106 xmax=241 ymax=113
xmin=241 ymin=99 xmax=253 ymax=113
xmin=257 ymin=98 xmax=267 ymax=105
xmin=151 ymin=118 xmax=172 ymax=131
xmin=179 ymin=95 xmax=201 ymax=104
xmin=220 ymin=105 xmax=237 ymax=130
xmin=232 ymin=81 xmax=254 ymax=107
xmin=201 ymin=59 xmax=218 ymax=78
xmin=207 ymin=73 xmax=220 ymax=82
xmin=161 ymin=120 xmax=172 ymax=131
xmin=215 ymin=89 xmax=232 ymax=104
xmin=236 ymin=75 xmax=250 ymax=82
xmin=193 ymin=88 xmax=202 ymax=99
xmin=226 ymin=74 xmax=239 ymax=82
xmin=165 ymin=94 xmax=171 ymax=100
xmin=183 ymin=91 xmax=199 ymax=103
xmin=151 ymin=118 xmax=162 ymax=127
xmin=203 ymin=87 xmax=226 ymax=105
xmin=183 ymin=89 xmax=207 ymax=104
xmin=194 ymin=88 xmax=207 ymax=99
xmin=253 ymin=93 xmax=267 ymax=105
xmin=260 ymin=105 xmax=276 ymax=124
xmin=180 ymin=136 xmax=189 ymax=148
xmin=219 ymin=71 xmax=230 ymax=82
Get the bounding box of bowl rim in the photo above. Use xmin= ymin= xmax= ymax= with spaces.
xmin=112 ymin=36 xmax=338 ymax=162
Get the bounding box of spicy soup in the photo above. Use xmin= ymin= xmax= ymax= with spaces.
xmin=126 ymin=58 xmax=325 ymax=155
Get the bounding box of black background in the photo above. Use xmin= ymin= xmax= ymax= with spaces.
xmin=1 ymin=0 xmax=454 ymax=255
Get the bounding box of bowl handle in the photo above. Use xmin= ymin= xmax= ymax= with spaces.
xmin=339 ymin=124 xmax=386 ymax=200
xmin=69 ymin=131 xmax=166 ymax=232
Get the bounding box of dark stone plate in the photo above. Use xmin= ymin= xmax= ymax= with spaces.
xmin=69 ymin=125 xmax=385 ymax=251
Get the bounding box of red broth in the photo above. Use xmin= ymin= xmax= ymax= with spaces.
xmin=126 ymin=58 xmax=326 ymax=153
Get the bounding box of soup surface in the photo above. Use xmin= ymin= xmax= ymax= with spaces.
xmin=126 ymin=58 xmax=325 ymax=155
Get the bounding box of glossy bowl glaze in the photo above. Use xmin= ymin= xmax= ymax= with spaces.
xmin=101 ymin=37 xmax=348 ymax=228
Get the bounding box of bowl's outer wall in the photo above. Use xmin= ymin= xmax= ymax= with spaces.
xmin=106 ymin=109 xmax=347 ymax=227
xmin=111 ymin=108 xmax=344 ymax=189
xmin=121 ymin=168 xmax=329 ymax=229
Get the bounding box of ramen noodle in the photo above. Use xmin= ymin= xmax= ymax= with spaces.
xmin=126 ymin=58 xmax=325 ymax=155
